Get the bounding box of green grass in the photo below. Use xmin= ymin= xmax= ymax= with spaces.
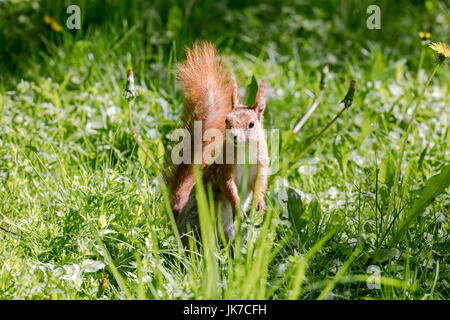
xmin=0 ymin=0 xmax=449 ymax=300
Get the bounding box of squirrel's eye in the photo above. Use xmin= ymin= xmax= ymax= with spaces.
xmin=248 ymin=121 xmax=255 ymax=128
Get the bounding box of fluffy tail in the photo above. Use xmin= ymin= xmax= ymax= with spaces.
xmin=167 ymin=41 xmax=232 ymax=217
xmin=177 ymin=41 xmax=232 ymax=134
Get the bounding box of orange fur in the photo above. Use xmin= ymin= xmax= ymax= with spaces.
xmin=167 ymin=42 xmax=269 ymax=243
xmin=166 ymin=41 xmax=232 ymax=217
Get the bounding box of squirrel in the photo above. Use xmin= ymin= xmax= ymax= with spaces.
xmin=166 ymin=41 xmax=269 ymax=243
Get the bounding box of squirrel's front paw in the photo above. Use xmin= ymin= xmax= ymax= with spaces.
xmin=241 ymin=209 xmax=248 ymax=220
xmin=256 ymin=197 xmax=265 ymax=212
xmin=233 ymin=208 xmax=248 ymax=221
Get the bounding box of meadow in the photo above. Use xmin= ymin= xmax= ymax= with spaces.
xmin=0 ymin=0 xmax=449 ymax=300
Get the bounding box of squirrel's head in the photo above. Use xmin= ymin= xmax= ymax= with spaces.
xmin=225 ymin=75 xmax=266 ymax=145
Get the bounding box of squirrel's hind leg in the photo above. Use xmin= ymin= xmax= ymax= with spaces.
xmin=219 ymin=201 xmax=237 ymax=242
xmin=177 ymin=191 xmax=200 ymax=247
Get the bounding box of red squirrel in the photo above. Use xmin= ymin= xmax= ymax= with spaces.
xmin=166 ymin=41 xmax=269 ymax=242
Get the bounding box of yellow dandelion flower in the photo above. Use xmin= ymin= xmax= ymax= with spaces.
xmin=50 ymin=20 xmax=63 ymax=32
xmin=429 ymin=42 xmax=450 ymax=57
xmin=44 ymin=15 xmax=63 ymax=32
xmin=429 ymin=42 xmax=450 ymax=63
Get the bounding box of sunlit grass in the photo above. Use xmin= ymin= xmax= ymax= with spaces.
xmin=0 ymin=0 xmax=448 ymax=300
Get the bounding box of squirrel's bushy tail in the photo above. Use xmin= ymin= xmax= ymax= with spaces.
xmin=177 ymin=41 xmax=232 ymax=133
xmin=167 ymin=41 xmax=232 ymax=217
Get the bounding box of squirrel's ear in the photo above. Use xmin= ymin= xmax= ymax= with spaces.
xmin=231 ymin=73 xmax=239 ymax=109
xmin=254 ymin=79 xmax=266 ymax=120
